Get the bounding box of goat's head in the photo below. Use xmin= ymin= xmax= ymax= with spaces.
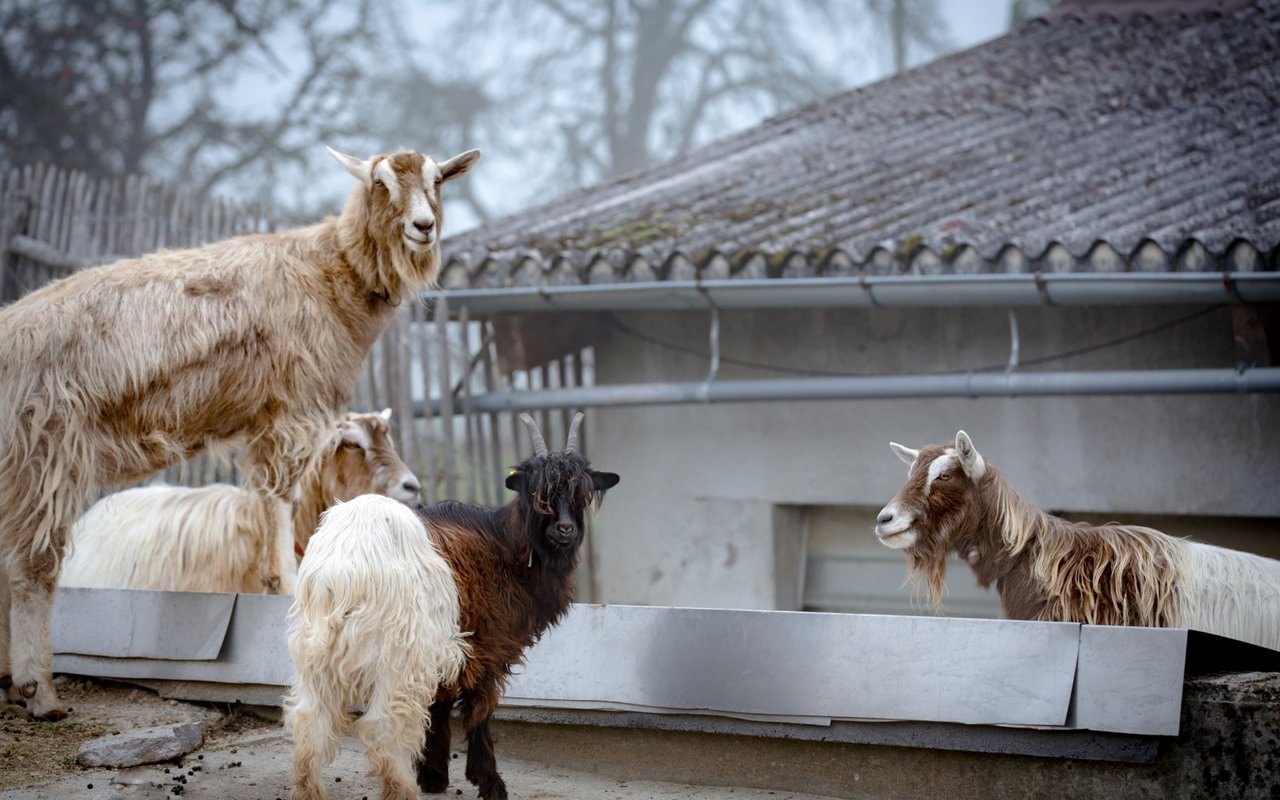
xmin=327 ymin=409 xmax=421 ymax=504
xmin=506 ymin=412 xmax=619 ymax=567
xmin=875 ymin=430 xmax=987 ymax=554
xmin=327 ymin=145 xmax=479 ymax=293
xmin=873 ymin=430 xmax=989 ymax=607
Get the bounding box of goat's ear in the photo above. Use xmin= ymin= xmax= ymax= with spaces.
xmin=955 ymin=430 xmax=986 ymax=480
xmin=378 ymin=407 xmax=392 ymax=422
xmin=439 ymin=149 xmax=480 ymax=183
xmin=591 ymin=471 xmax=620 ymax=492
xmin=890 ymin=442 xmax=919 ymax=466
xmin=326 ymin=145 xmax=373 ymax=188
xmin=505 ymin=469 xmax=525 ymax=492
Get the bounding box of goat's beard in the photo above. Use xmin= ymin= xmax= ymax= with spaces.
xmin=532 ymin=539 xmax=581 ymax=572
xmin=905 ymin=527 xmax=951 ymax=611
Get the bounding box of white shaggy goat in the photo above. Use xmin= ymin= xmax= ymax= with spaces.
xmin=0 ymin=144 xmax=478 ymax=719
xmin=284 ymin=494 xmax=469 ymax=800
xmin=58 ymin=409 xmax=420 ymax=594
xmin=875 ymin=430 xmax=1280 ymax=651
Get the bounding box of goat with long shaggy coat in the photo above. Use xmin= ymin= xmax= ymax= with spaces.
xmin=416 ymin=413 xmax=620 ymax=800
xmin=59 ymin=409 xmax=420 ymax=594
xmin=875 ymin=430 xmax=1280 ymax=650
xmin=291 ymin=409 xmax=421 ymax=555
xmin=284 ymin=494 xmax=469 ymax=800
xmin=0 ymin=145 xmax=478 ymax=719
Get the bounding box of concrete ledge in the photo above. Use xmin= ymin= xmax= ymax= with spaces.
xmin=493 ymin=706 xmax=1161 ymax=763
xmin=489 ymin=673 xmax=1280 ymax=800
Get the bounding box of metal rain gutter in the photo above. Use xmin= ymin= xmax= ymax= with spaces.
xmin=423 ymin=367 xmax=1280 ymax=415
xmin=430 ymin=273 xmax=1280 ymax=314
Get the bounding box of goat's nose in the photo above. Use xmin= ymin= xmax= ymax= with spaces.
xmin=556 ymin=522 xmax=574 ymax=535
xmin=413 ymin=217 xmax=435 ymax=235
xmin=403 ymin=477 xmax=420 ymax=494
xmin=877 ymin=510 xmax=894 ymax=524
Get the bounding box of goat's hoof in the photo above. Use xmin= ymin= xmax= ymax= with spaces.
xmin=32 ymin=706 xmax=69 ymax=722
xmin=15 ymin=682 xmax=68 ymax=721
xmin=478 ymin=781 xmax=508 ymax=800
xmin=419 ymin=773 xmax=450 ymax=793
xmin=0 ymin=674 xmax=12 ymax=690
xmin=418 ymin=773 xmax=449 ymax=793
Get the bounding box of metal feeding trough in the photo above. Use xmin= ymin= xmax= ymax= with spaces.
xmin=52 ymin=588 xmax=1265 ymax=764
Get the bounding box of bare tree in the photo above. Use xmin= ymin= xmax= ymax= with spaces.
xmin=865 ymin=0 xmax=952 ymax=74
xmin=2 ymin=0 xmax=958 ymax=225
xmin=421 ymin=0 xmax=955 ymax=220
xmin=349 ymin=7 xmax=498 ymax=225
xmin=0 ymin=0 xmax=374 ymax=215
xmin=435 ymin=0 xmax=861 ymax=212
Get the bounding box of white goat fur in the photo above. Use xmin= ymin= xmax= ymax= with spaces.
xmin=0 ymin=145 xmax=477 ymax=718
xmin=1166 ymin=541 xmax=1280 ymax=651
xmin=284 ymin=495 xmax=469 ymax=800
xmin=59 ymin=410 xmax=420 ymax=594
xmin=60 ymin=485 xmax=295 ymax=594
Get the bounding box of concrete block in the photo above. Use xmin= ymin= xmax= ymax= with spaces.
xmin=76 ymin=722 xmax=204 ymax=768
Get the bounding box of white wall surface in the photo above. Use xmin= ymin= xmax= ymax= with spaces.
xmin=582 ymin=305 xmax=1280 ymax=609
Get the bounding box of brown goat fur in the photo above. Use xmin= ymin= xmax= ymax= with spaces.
xmin=414 ymin=413 xmax=619 ymax=800
xmin=0 ymin=145 xmax=478 ymax=719
xmin=876 ymin=431 xmax=1280 ymax=650
xmin=292 ymin=408 xmax=420 ymax=551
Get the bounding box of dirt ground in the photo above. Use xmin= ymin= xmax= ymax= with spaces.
xmin=0 ymin=676 xmax=271 ymax=792
xmin=0 ymin=677 xmax=839 ymax=800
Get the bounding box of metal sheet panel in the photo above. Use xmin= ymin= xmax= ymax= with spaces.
xmin=505 ymin=605 xmax=1081 ymax=728
xmin=52 ymin=588 xmax=234 ymax=661
xmin=49 ymin=592 xmax=1191 ymax=738
xmin=54 ymin=593 xmax=293 ymax=685
xmin=1070 ymin=625 xmax=1187 ymax=736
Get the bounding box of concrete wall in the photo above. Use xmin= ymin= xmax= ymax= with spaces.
xmin=491 ymin=672 xmax=1280 ymax=800
xmin=583 ymin=305 xmax=1280 ymax=609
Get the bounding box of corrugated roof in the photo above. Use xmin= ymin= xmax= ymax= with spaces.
xmin=440 ymin=0 xmax=1280 ymax=288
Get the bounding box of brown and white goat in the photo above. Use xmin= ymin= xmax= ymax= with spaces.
xmin=0 ymin=145 xmax=478 ymax=718
xmin=875 ymin=430 xmax=1280 ymax=650
xmin=291 ymin=408 xmax=421 ymax=555
xmin=285 ymin=494 xmax=469 ymax=800
xmin=59 ymin=409 xmax=420 ymax=594
xmin=413 ymin=413 xmax=619 ymax=800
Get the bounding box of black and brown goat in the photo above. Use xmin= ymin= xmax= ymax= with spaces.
xmin=415 ymin=412 xmax=619 ymax=800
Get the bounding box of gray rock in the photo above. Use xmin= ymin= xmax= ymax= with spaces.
xmin=76 ymin=722 xmax=204 ymax=768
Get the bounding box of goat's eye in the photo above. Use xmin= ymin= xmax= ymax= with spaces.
xmin=936 ymin=473 xmax=952 ymax=482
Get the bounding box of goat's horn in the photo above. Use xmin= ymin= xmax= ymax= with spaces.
xmin=565 ymin=412 xmax=585 ymax=454
xmin=519 ymin=413 xmax=549 ymax=457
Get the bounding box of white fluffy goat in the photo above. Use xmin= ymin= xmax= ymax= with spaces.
xmin=284 ymin=495 xmax=469 ymax=800
xmin=59 ymin=409 xmax=420 ymax=595
xmin=61 ymin=484 xmax=296 ymax=594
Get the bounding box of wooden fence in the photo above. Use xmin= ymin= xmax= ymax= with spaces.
xmin=0 ymin=163 xmax=600 ymax=594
